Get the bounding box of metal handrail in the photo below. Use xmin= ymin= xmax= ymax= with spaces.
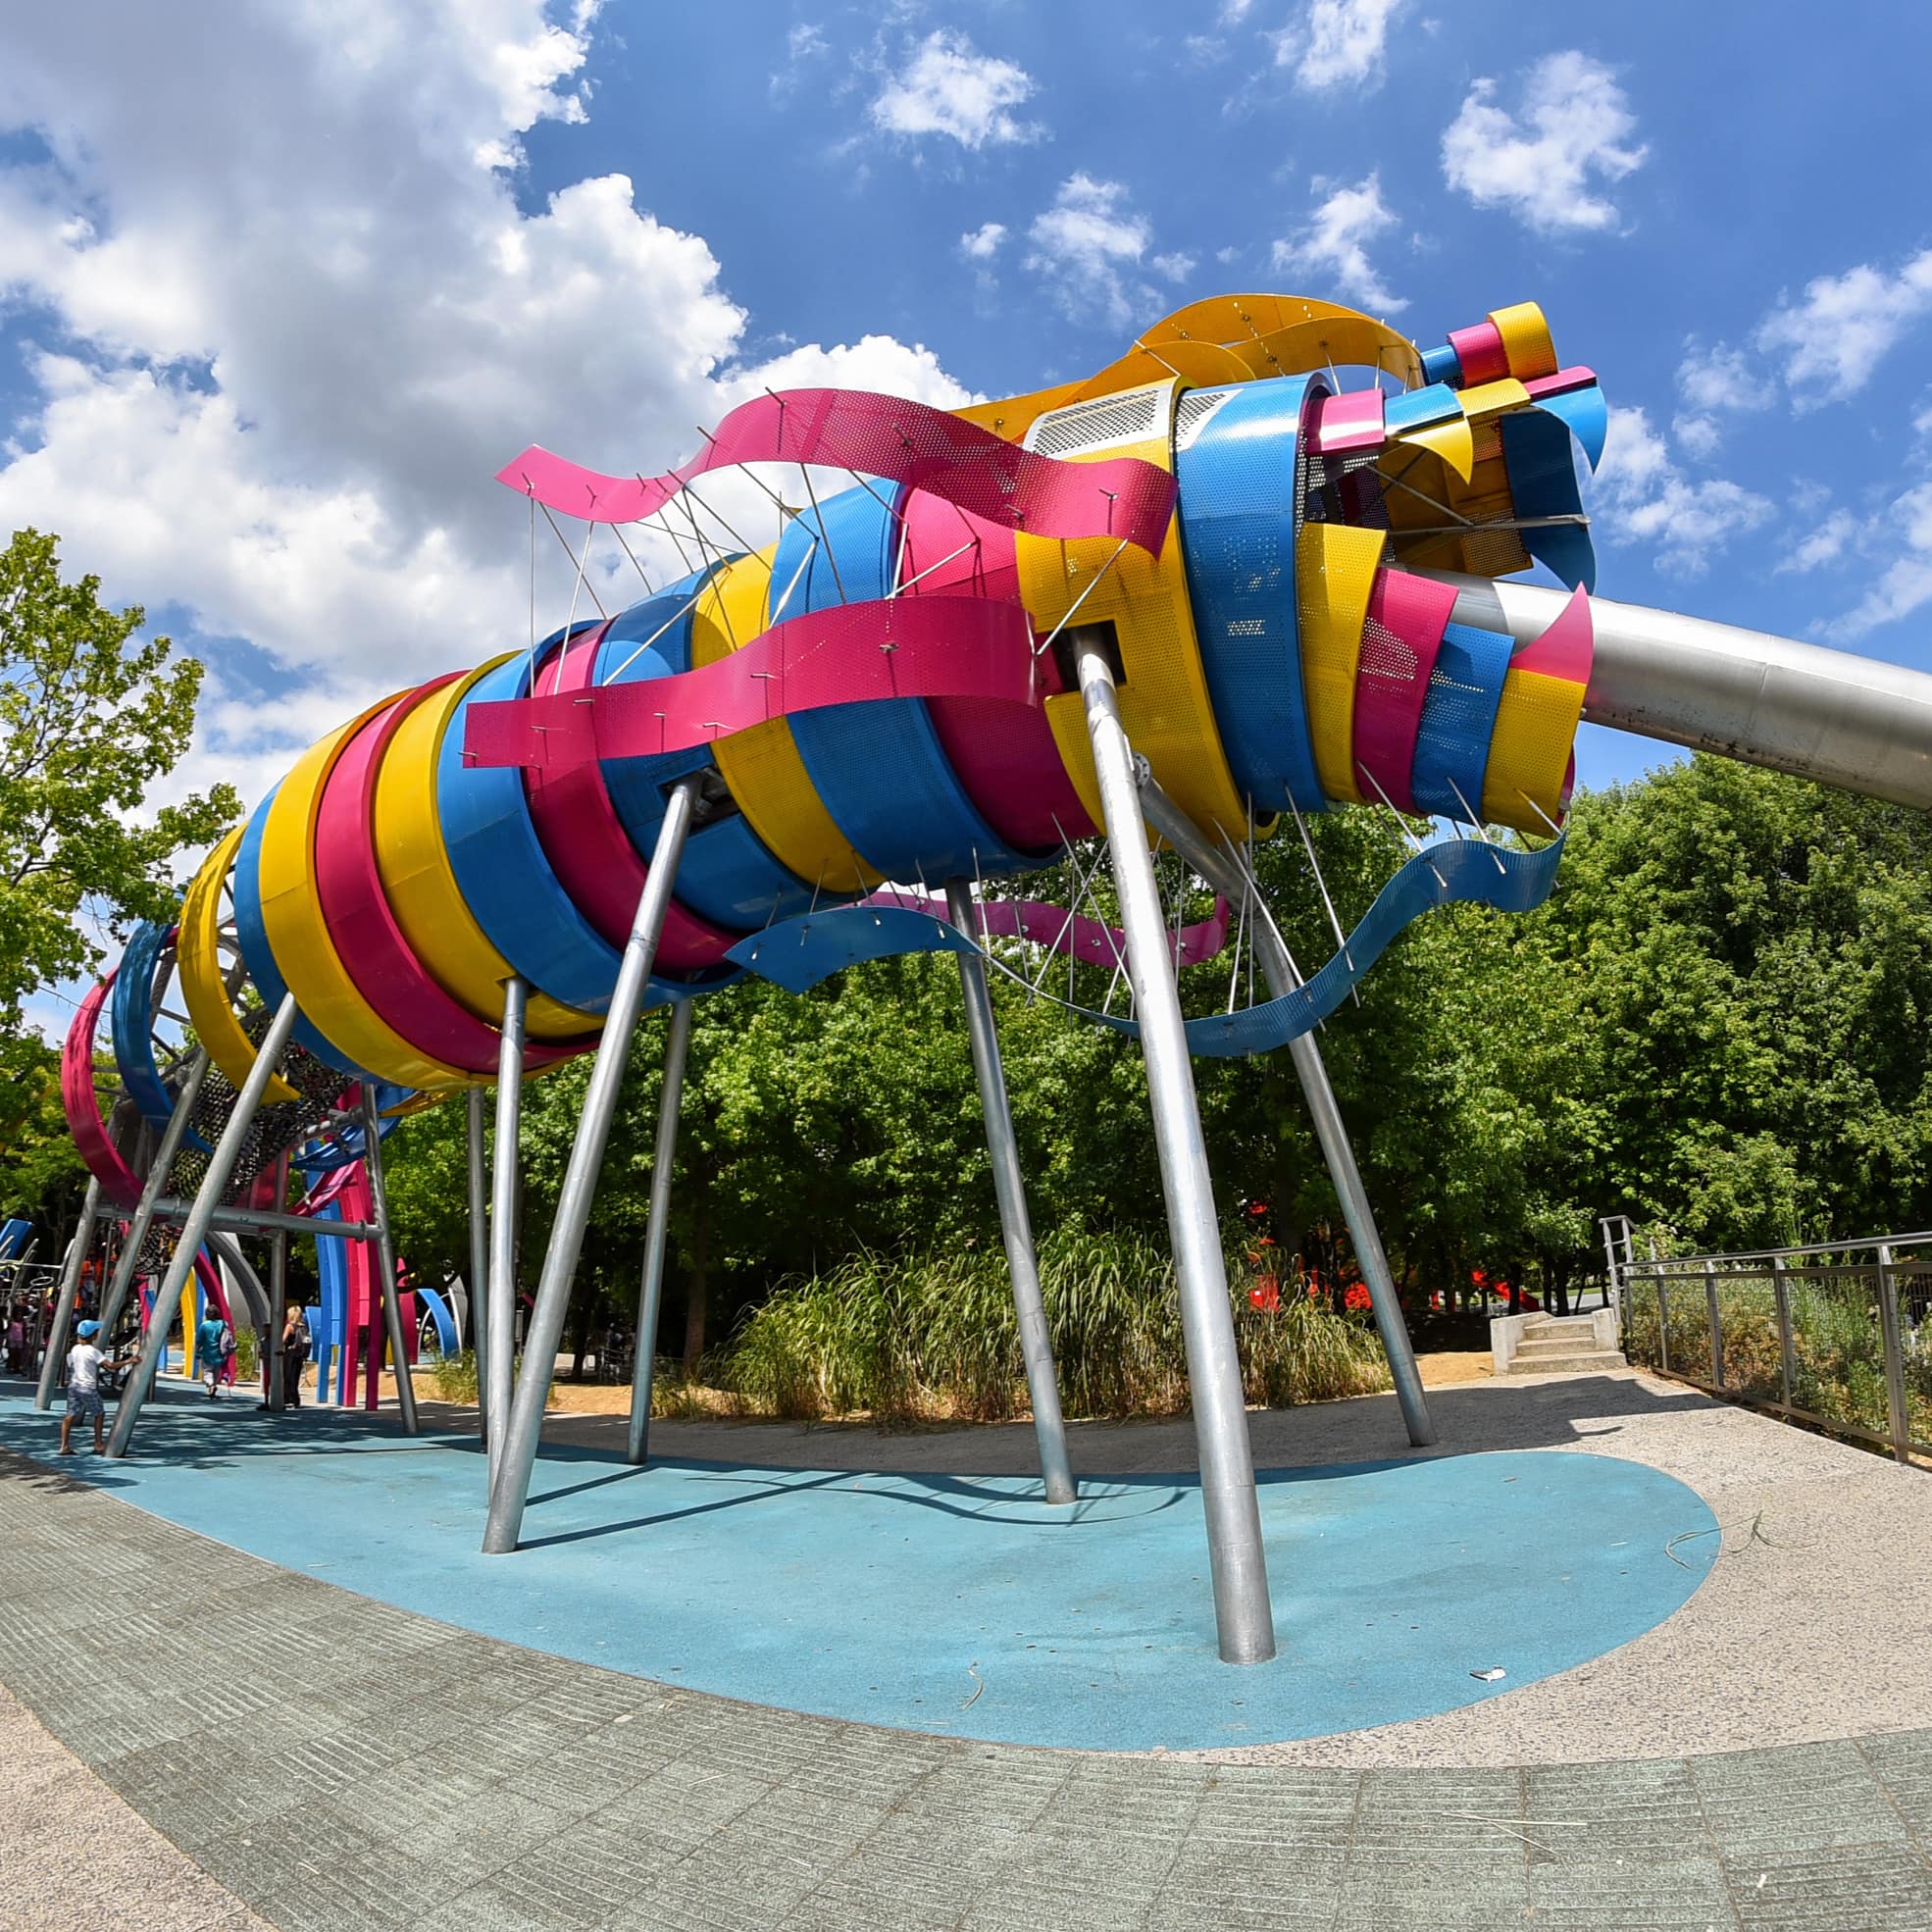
xmin=1603 ymin=1217 xmax=1930 ymax=1470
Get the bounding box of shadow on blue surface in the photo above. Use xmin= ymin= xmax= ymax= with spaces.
xmin=0 ymin=1378 xmax=1717 ymax=1752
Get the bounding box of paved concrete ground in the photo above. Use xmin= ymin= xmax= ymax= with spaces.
xmin=0 ymin=1681 xmax=271 ymax=1932
xmin=5 ymin=1368 xmax=1932 ymax=1928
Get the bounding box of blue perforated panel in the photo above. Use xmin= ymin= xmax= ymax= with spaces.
xmin=1408 ymin=621 xmax=1512 ymax=823
xmin=773 ymin=484 xmax=1037 ymax=882
xmin=1500 ymin=411 xmax=1596 ymax=592
xmin=1174 ymin=375 xmax=1326 ymax=815
xmin=726 ymin=904 xmax=979 ymax=993
xmin=596 ymin=569 xmax=820 ymax=931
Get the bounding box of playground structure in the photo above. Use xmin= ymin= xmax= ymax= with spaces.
xmin=45 ymin=290 xmax=1932 ymax=1668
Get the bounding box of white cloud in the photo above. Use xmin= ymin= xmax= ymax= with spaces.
xmin=1754 ymin=250 xmax=1932 ymax=407
xmin=1670 ymin=341 xmax=1769 ymax=457
xmin=868 ymin=29 xmax=1041 ymax=149
xmin=1024 ymin=174 xmax=1158 ymax=329
xmin=1268 ymin=173 xmax=1405 ymax=315
xmin=1441 ymin=51 xmax=1647 ymax=235
xmin=958 ymin=222 xmax=1008 ymax=262
xmin=0 ymin=2 xmax=969 ymax=820
xmin=1150 ymin=250 xmax=1196 ymax=284
xmin=1774 ymin=508 xmax=1857 ymax=575
xmin=1826 ymin=484 xmax=1932 ymax=638
xmin=1589 ymin=405 xmax=1774 ymax=578
xmin=1271 ymin=0 xmax=1406 ymax=93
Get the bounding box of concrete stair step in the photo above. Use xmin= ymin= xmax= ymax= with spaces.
xmin=1499 ymin=1349 xmax=1628 ymax=1377
xmin=1516 ymin=1335 xmax=1608 ymax=1356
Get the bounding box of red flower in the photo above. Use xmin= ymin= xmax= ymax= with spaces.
xmin=1306 ymin=1282 xmax=1321 ymax=1299
xmin=1248 ymin=1278 xmax=1281 ymax=1313
xmin=1246 ymin=1202 xmax=1270 ymax=1218
xmin=1345 ymin=1284 xmax=1373 ymax=1311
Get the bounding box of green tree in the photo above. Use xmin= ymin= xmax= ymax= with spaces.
xmin=0 ymin=528 xmax=239 ymax=1210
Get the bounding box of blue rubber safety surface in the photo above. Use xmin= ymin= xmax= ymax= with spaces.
xmin=0 ymin=1384 xmax=1716 ymax=1753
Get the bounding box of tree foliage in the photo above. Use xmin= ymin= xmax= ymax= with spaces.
xmin=0 ymin=530 xmax=239 ymax=1209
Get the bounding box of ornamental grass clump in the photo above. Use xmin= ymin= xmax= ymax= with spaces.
xmin=718 ymin=1228 xmax=1390 ymax=1423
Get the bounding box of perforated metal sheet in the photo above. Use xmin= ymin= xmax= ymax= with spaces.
xmin=1020 ymin=379 xmax=1254 ymax=840
xmin=1351 ymin=570 xmax=1458 ymax=814
xmin=696 ymin=551 xmax=881 ymax=899
xmin=1295 ymin=522 xmax=1386 ymax=804
xmin=724 ymin=905 xmax=980 ymax=994
xmin=773 ymin=483 xmax=1039 ymax=882
xmin=1173 ymin=375 xmax=1325 ymax=815
xmin=1482 ymin=586 xmax=1593 ymax=831
xmin=1408 ymin=621 xmax=1512 ymax=824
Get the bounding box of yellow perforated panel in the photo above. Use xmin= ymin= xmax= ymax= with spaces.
xmin=1488 ymin=302 xmax=1558 ymax=381
xmin=1017 ymin=379 xmax=1253 ymax=843
xmin=260 ymin=698 xmax=472 ymax=1093
xmin=372 ymin=658 xmax=598 ymax=1042
xmin=178 ymin=826 xmax=302 ymax=1105
xmin=1482 ymin=667 xmax=1586 ymax=831
xmin=695 ymin=552 xmax=884 ymax=896
xmin=1295 ymin=524 xmax=1387 ymax=805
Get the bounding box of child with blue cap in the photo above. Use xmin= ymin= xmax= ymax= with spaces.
xmin=59 ymin=1319 xmax=127 ymax=1454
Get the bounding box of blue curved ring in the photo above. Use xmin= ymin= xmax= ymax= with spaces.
xmin=1175 ymin=376 xmax=1327 ymax=816
xmin=772 ymin=485 xmax=1039 ymax=883
xmin=111 ymin=919 xmax=212 ymax=1151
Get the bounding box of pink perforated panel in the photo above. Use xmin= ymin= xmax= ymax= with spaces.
xmin=1351 ymin=570 xmax=1459 ymax=815
xmin=521 ymin=627 xmax=741 ymax=967
xmin=1307 ymin=388 xmax=1388 ymax=454
xmin=464 ymin=595 xmax=1042 ymax=773
xmin=497 ymin=387 xmax=1177 ymax=555
xmin=895 ymin=485 xmax=1097 ymax=850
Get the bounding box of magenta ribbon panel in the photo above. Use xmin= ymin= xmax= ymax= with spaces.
xmin=497 ymin=386 xmax=1178 ymax=555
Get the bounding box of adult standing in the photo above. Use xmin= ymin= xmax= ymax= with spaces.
xmin=280 ymin=1302 xmax=311 ymax=1409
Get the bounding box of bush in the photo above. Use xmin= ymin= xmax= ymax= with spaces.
xmin=423 ymin=1348 xmax=557 ymax=1409
xmin=716 ymin=1229 xmax=1391 ymax=1424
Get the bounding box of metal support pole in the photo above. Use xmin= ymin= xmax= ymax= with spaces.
xmin=626 ymin=998 xmax=692 ymax=1466
xmin=1652 ymin=1239 xmax=1670 ymax=1377
xmin=943 ymin=877 xmax=1076 ymax=1503
xmin=33 ymin=1178 xmax=101 ymax=1411
xmin=484 ymin=776 xmax=702 ymax=1554
xmin=485 ymin=977 xmax=528 ymax=1496
xmin=90 ymin=1196 xmax=383 ymax=1243
xmin=466 ymin=1085 xmax=491 ymax=1444
xmin=108 ymin=996 xmax=298 ymax=1457
xmin=95 ymin=1049 xmax=212 ymax=1346
xmin=1771 ymin=1253 xmax=1795 ymax=1412
xmin=358 ymin=1084 xmax=419 ymax=1435
xmin=1876 ymin=1242 xmax=1911 ymax=1464
xmin=1074 ymin=635 xmax=1274 ymax=1665
xmin=1135 ymin=770 xmax=1436 ymax=1448
xmin=268 ymin=1151 xmax=289 ymax=1414
xmin=1703 ymin=1262 xmax=1724 ymax=1390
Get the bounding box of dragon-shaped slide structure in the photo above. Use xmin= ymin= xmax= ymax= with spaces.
xmin=58 ymin=292 xmax=1932 ymax=1665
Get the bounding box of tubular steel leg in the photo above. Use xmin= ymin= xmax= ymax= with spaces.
xmin=1133 ymin=772 xmax=1437 ymax=1448
xmin=358 ymin=1085 xmax=419 ymax=1435
xmin=466 ymin=1084 xmax=491 ymax=1445
xmin=1074 ymin=636 xmax=1274 ymax=1665
xmin=626 ymin=998 xmax=692 ymax=1466
xmin=268 ymin=1222 xmax=288 ymax=1411
xmin=486 ymin=977 xmax=528 ymax=1497
xmin=34 ymin=1178 xmax=101 ymax=1411
xmin=95 ymin=1049 xmax=213 ymax=1347
xmin=484 ymin=776 xmax=701 ymax=1553
xmin=944 ymin=877 xmax=1076 ymax=1504
xmin=108 ymin=997 xmax=298 ymax=1457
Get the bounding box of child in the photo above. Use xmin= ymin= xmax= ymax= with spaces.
xmin=198 ymin=1309 xmax=234 ymax=1399
xmin=58 ymin=1320 xmax=124 ymax=1454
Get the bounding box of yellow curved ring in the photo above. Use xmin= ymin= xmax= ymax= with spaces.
xmin=1482 ymin=667 xmax=1586 ymax=832
xmin=178 ymin=825 xmax=302 ymax=1105
xmin=370 ymin=657 xmax=598 ymax=1042
xmin=1021 ymin=378 xmax=1252 ymax=842
xmin=259 ymin=696 xmax=473 ymax=1093
xmin=1296 ymin=523 xmax=1388 ymax=805
xmin=698 ymin=552 xmax=883 ymax=896
xmin=1488 ymin=302 xmax=1558 ymax=382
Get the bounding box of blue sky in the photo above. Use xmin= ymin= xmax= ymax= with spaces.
xmin=3 ymin=0 xmax=1932 ymax=1030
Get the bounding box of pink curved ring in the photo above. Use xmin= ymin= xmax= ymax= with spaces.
xmin=866 ymin=889 xmax=1231 ymax=969
xmin=465 ymin=594 xmax=1042 ymax=773
xmin=312 ymin=679 xmax=587 ymax=1076
xmin=1352 ymin=571 xmax=1459 ymax=815
xmin=498 ymin=385 xmax=1177 ymax=556
xmin=63 ymin=972 xmax=142 ymax=1208
xmin=896 ymin=485 xmax=1098 ymax=850
xmin=522 ymin=626 xmax=741 ymax=967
